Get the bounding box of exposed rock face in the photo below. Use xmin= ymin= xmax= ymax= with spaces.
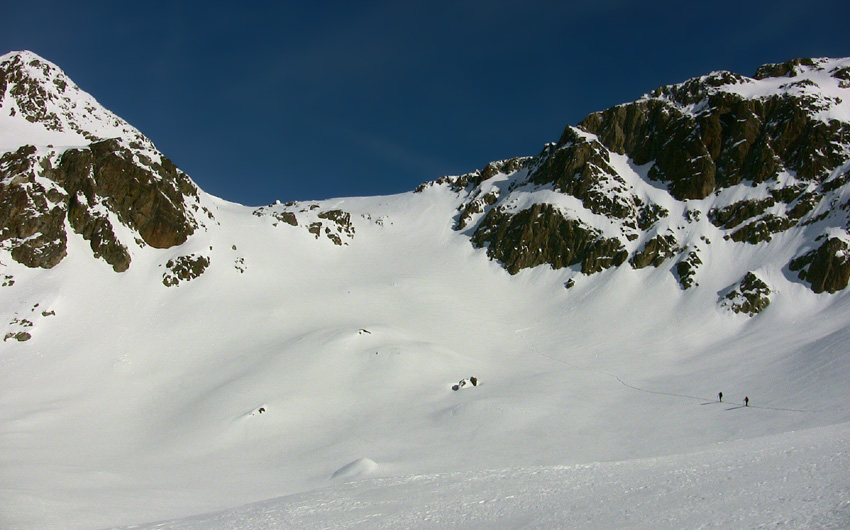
xmin=7 ymin=50 xmax=850 ymax=302
xmin=0 ymin=140 xmax=202 ymax=271
xmin=430 ymin=56 xmax=850 ymax=294
xmin=720 ymin=272 xmax=772 ymax=316
xmin=790 ymin=238 xmax=850 ymax=294
xmin=317 ymin=209 xmax=355 ymax=246
xmin=416 ymin=157 xmax=530 ymax=194
xmin=675 ymin=250 xmax=703 ymax=290
xmin=456 ymin=190 xmax=499 ymax=230
xmin=528 ymin=129 xmax=638 ymax=219
xmin=253 ymin=203 xmax=357 ymax=246
xmin=707 ymin=186 xmax=823 ymax=245
xmin=52 ymin=139 xmax=199 ymax=249
xmin=0 ymin=51 xmax=155 ymax=150
xmin=470 ymin=203 xmax=627 ymax=275
xmin=579 ymin=98 xmax=716 ymax=200
xmin=67 ymin=191 xmax=131 ymax=272
xmin=630 ymin=235 xmax=680 ymax=269
xmin=3 ymin=331 xmax=31 ymax=342
xmin=579 ymin=62 xmax=850 ymax=200
xmin=0 ymin=146 xmax=68 ymax=268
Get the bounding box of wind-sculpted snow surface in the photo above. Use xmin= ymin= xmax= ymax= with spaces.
xmin=2 ymin=52 xmax=850 ymax=530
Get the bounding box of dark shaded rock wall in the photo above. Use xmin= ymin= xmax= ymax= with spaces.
xmin=471 ymin=203 xmax=627 ymax=275
xmin=578 ymin=66 xmax=850 ymax=200
xmin=790 ymin=238 xmax=850 ymax=294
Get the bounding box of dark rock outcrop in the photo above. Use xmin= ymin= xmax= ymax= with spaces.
xmin=0 ymin=146 xmax=68 ymax=268
xmin=456 ymin=191 xmax=499 ymax=230
xmin=0 ymin=52 xmax=204 ymax=272
xmin=578 ymin=98 xmax=716 ymax=200
xmin=630 ymin=235 xmax=680 ymax=269
xmin=528 ymin=129 xmax=637 ymax=219
xmin=720 ymin=272 xmax=772 ymax=316
xmin=0 ymin=140 xmax=202 ymax=271
xmin=471 ymin=203 xmax=627 ymax=275
xmin=579 ymin=64 xmax=850 ymax=201
xmin=675 ymin=250 xmax=702 ymax=289
xmin=451 ymin=57 xmax=850 ymax=286
xmin=67 ymin=192 xmax=131 ymax=272
xmin=162 ymin=254 xmax=211 ymax=287
xmin=51 ymin=139 xmax=199 ymax=249
xmin=790 ymin=237 xmax=850 ymax=293
xmin=417 ymin=157 xmax=530 ymax=193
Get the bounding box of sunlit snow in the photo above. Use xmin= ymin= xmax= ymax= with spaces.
xmin=1 ymin=51 xmax=849 ymax=530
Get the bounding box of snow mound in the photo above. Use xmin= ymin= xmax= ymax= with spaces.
xmin=331 ymin=458 xmax=379 ymax=480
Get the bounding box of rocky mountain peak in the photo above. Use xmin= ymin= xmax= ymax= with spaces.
xmin=435 ymin=56 xmax=850 ymax=303
xmin=0 ymin=51 xmax=210 ymax=272
xmin=0 ymin=50 xmax=152 ymax=152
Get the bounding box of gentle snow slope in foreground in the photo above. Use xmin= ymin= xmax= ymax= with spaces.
xmin=114 ymin=422 xmax=850 ymax=530
xmin=2 ymin=184 xmax=850 ymax=529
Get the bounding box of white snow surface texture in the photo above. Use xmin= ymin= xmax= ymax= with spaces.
xmin=1 ymin=51 xmax=849 ymax=530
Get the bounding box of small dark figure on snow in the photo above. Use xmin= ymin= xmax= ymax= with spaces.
xmin=718 ymin=392 xmax=723 ymax=402
xmin=470 ymin=376 xmax=478 ymax=387
xmin=744 ymin=396 xmax=749 ymax=407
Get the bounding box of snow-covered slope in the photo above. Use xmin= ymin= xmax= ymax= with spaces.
xmin=109 ymin=422 xmax=850 ymax=530
xmin=1 ymin=51 xmax=849 ymax=530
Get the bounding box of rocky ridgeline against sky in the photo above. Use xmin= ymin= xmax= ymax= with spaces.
xmin=3 ymin=51 xmax=850 ymax=305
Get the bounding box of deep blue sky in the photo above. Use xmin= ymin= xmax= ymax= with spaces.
xmin=3 ymin=1 xmax=848 ymax=206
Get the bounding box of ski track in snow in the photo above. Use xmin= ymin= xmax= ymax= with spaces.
xmin=530 ymin=343 xmax=850 ymax=414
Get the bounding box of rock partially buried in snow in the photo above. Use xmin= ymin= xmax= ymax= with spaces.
xmin=452 ymin=376 xmax=479 ymax=391
xmin=331 ymin=458 xmax=378 ymax=480
xmin=247 ymin=406 xmax=267 ymax=417
xmin=719 ymin=271 xmax=772 ymax=316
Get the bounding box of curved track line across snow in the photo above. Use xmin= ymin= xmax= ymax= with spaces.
xmin=530 ymin=344 xmax=849 ymax=414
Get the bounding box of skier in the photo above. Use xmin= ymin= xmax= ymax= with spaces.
xmin=718 ymin=391 xmax=723 ymax=402
xmin=744 ymin=396 xmax=749 ymax=407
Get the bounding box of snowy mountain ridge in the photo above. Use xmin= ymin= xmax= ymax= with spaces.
xmin=413 ymin=55 xmax=850 ymax=300
xmin=4 ymin=51 xmax=850 ymax=299
xmin=1 ymin=51 xmax=850 ymax=530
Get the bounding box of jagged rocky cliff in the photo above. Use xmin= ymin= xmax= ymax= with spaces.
xmin=420 ymin=57 xmax=850 ymax=303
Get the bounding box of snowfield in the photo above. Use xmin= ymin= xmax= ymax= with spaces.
xmin=2 ymin=185 xmax=849 ymax=530
xmin=112 ymin=422 xmax=850 ymax=530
